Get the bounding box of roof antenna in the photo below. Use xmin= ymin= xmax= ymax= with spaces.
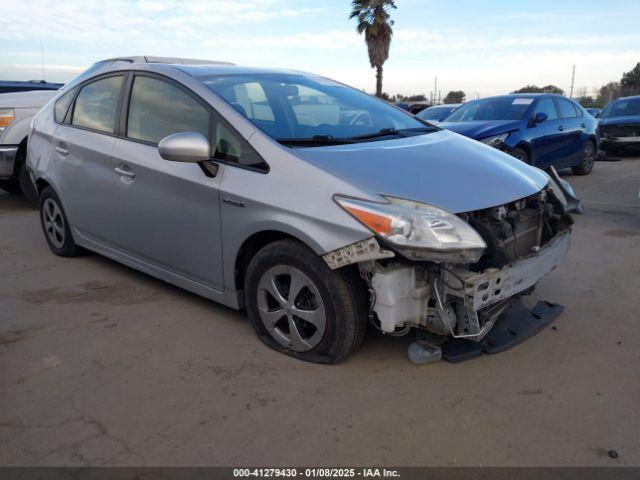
xmin=40 ymin=39 xmax=46 ymax=82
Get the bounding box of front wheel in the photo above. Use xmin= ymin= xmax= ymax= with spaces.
xmin=244 ymin=239 xmax=367 ymax=364
xmin=510 ymin=147 xmax=530 ymax=164
xmin=572 ymin=141 xmax=595 ymax=175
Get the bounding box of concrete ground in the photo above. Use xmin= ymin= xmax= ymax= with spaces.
xmin=1 ymin=157 xmax=639 ymax=467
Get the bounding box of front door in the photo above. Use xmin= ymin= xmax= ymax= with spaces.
xmin=103 ymin=74 xmax=225 ymax=290
xmin=528 ymin=97 xmax=566 ymax=168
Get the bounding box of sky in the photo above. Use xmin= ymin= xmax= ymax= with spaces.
xmin=2 ymin=0 xmax=639 ymax=98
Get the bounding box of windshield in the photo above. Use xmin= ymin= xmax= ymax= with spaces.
xmin=198 ymin=72 xmax=434 ymax=145
xmin=417 ymin=106 xmax=455 ymax=120
xmin=600 ymin=98 xmax=640 ymax=118
xmin=445 ymin=97 xmax=533 ymax=122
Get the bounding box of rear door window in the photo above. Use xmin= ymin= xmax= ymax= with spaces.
xmin=54 ymin=87 xmax=77 ymax=123
xmin=72 ymin=76 xmax=123 ymax=133
xmin=556 ymin=98 xmax=578 ymax=119
xmin=127 ymin=75 xmax=210 ymax=144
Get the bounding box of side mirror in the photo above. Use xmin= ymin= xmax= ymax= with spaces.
xmin=595 ymin=112 xmax=601 ymax=118
xmin=533 ymin=112 xmax=548 ymax=124
xmin=158 ymin=132 xmax=210 ymax=163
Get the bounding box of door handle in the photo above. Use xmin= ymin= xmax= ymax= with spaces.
xmin=114 ymin=166 xmax=135 ymax=178
xmin=580 ymin=123 xmax=586 ymax=128
xmin=557 ymin=126 xmax=565 ymax=132
xmin=55 ymin=146 xmax=69 ymax=155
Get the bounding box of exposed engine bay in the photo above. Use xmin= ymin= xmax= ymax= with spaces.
xmin=323 ymin=175 xmax=576 ymax=363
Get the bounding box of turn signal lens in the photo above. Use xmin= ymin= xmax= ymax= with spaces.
xmin=342 ymin=206 xmax=392 ymax=235
xmin=0 ymin=108 xmax=15 ymax=128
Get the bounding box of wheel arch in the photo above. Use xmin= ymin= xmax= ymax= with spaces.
xmin=233 ymin=230 xmax=311 ymax=293
xmin=514 ymin=141 xmax=533 ymax=164
xmin=11 ymin=137 xmax=28 ymax=177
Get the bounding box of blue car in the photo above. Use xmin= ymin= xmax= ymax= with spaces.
xmin=439 ymin=94 xmax=599 ymax=175
xmin=416 ymin=103 xmax=461 ymax=123
xmin=586 ymin=107 xmax=602 ymax=117
xmin=598 ymin=95 xmax=640 ymax=153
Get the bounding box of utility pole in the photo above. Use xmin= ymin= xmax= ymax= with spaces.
xmin=40 ymin=40 xmax=46 ymax=81
xmin=434 ymin=77 xmax=438 ymax=104
xmin=569 ymin=65 xmax=575 ymax=98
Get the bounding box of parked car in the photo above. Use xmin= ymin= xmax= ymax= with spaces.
xmin=0 ymin=80 xmax=63 ymax=94
xmin=598 ymin=95 xmax=640 ymax=153
xmin=0 ymin=90 xmax=58 ymax=200
xmin=438 ymin=94 xmax=599 ymax=175
xmin=585 ymin=107 xmax=602 ymax=117
xmin=417 ymin=103 xmax=461 ymax=123
xmin=29 ymin=57 xmax=577 ymax=364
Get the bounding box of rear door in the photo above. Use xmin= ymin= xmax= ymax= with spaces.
xmin=51 ymin=73 xmax=125 ymax=237
xmin=554 ymin=97 xmax=584 ymax=166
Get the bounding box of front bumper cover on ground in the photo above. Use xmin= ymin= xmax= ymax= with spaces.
xmin=441 ymin=299 xmax=563 ymax=363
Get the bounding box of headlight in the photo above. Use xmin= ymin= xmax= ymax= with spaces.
xmin=0 ymin=108 xmax=15 ymax=134
xmin=335 ymin=195 xmax=486 ymax=263
xmin=479 ymin=132 xmax=509 ymax=147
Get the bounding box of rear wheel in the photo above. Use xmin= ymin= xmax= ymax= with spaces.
xmin=39 ymin=186 xmax=80 ymax=257
xmin=244 ymin=239 xmax=367 ymax=364
xmin=572 ymin=141 xmax=595 ymax=175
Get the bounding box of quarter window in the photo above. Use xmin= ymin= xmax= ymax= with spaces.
xmin=127 ymin=76 xmax=210 ymax=144
xmin=54 ymin=87 xmax=77 ymax=123
xmin=556 ymin=98 xmax=578 ymax=119
xmin=72 ymin=76 xmax=123 ymax=133
xmin=212 ymin=111 xmax=269 ymax=171
xmin=533 ymin=98 xmax=558 ymax=121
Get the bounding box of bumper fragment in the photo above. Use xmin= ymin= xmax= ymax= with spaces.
xmin=0 ymin=145 xmax=18 ymax=178
xmin=441 ymin=299 xmax=564 ymax=363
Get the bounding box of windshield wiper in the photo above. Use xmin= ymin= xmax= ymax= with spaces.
xmin=277 ymin=135 xmax=354 ymax=147
xmin=347 ymin=128 xmax=401 ymax=140
xmin=345 ymin=126 xmax=438 ymax=141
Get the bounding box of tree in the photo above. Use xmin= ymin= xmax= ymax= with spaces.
xmin=443 ymin=91 xmax=465 ymax=104
xmin=597 ymin=81 xmax=621 ymax=106
xmin=513 ymin=84 xmax=565 ymax=95
xmin=350 ymin=0 xmax=397 ymax=98
xmin=621 ymin=62 xmax=640 ymax=94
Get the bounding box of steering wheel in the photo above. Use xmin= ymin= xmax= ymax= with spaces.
xmin=349 ymin=112 xmax=373 ymax=126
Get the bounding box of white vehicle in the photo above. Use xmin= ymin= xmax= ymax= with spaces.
xmin=0 ymin=90 xmax=58 ymax=201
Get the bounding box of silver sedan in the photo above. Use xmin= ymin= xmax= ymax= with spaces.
xmin=28 ymin=57 xmax=575 ymax=364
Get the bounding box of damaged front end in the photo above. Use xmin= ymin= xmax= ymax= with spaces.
xmin=325 ymin=179 xmax=575 ymax=364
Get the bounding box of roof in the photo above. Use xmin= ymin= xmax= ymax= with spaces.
xmin=99 ymin=56 xmax=234 ymax=66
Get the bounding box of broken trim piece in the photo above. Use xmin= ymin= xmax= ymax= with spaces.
xmin=323 ymin=237 xmax=394 ymax=270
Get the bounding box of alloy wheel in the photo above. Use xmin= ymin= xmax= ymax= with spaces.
xmin=42 ymin=198 xmax=65 ymax=249
xmin=256 ymin=265 xmax=327 ymax=352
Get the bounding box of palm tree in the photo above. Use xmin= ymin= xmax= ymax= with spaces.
xmin=350 ymin=0 xmax=397 ymax=97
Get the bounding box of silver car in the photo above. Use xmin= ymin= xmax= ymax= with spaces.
xmin=28 ymin=57 xmax=576 ymax=364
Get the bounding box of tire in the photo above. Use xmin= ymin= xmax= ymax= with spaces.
xmin=244 ymin=239 xmax=367 ymax=364
xmin=0 ymin=178 xmax=21 ymax=195
xmin=18 ymin=161 xmax=39 ymax=206
xmin=39 ymin=186 xmax=80 ymax=257
xmin=572 ymin=140 xmax=595 ymax=175
xmin=510 ymin=147 xmax=530 ymax=164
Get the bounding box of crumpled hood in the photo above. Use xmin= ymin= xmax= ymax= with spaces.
xmin=438 ymin=120 xmax=522 ymax=140
xmin=292 ymin=129 xmax=548 ymax=213
xmin=599 ymin=115 xmax=640 ymax=127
